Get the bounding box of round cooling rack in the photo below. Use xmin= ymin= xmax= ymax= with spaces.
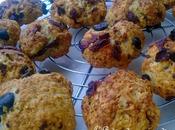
xmin=36 ymin=1 xmax=175 ymax=130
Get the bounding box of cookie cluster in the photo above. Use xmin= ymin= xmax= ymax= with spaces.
xmin=80 ymin=1 xmax=175 ymax=130
xmin=0 ymin=0 xmax=174 ymax=130
xmin=142 ymin=30 xmax=175 ymax=100
xmin=106 ymin=0 xmax=166 ymax=28
xmin=0 ymin=0 xmax=48 ymax=25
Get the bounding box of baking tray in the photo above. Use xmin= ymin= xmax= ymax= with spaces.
xmin=1 ymin=0 xmax=175 ymax=129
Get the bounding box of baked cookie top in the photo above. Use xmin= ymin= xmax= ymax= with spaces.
xmin=0 ymin=19 xmax=20 ymax=46
xmin=51 ymin=0 xmax=107 ymax=28
xmin=0 ymin=0 xmax=47 ymax=25
xmin=162 ymin=0 xmax=175 ymax=8
xmin=82 ymin=70 xmax=160 ymax=130
xmin=142 ymin=30 xmax=175 ymax=99
xmin=106 ymin=0 xmax=166 ymax=28
xmin=0 ymin=73 xmax=76 ymax=130
xmin=0 ymin=47 xmax=35 ymax=84
xmin=19 ymin=19 xmax=72 ymax=61
xmin=80 ymin=20 xmax=145 ymax=68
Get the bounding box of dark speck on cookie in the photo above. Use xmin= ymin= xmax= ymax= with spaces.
xmin=32 ymin=39 xmax=59 ymax=58
xmin=6 ymin=122 xmax=10 ymax=128
xmin=155 ymin=49 xmax=170 ymax=62
xmin=9 ymin=12 xmax=24 ymax=22
xmin=86 ymin=0 xmax=100 ymax=4
xmin=49 ymin=19 xmax=67 ymax=30
xmin=39 ymin=122 xmax=48 ymax=130
xmin=142 ymin=74 xmax=151 ymax=81
xmin=0 ymin=63 xmax=7 ymax=76
xmin=19 ymin=12 xmax=24 ymax=19
xmin=9 ymin=12 xmax=18 ymax=21
xmin=86 ymin=81 xmax=100 ymax=97
xmin=98 ymin=33 xmax=109 ymax=40
xmin=92 ymin=7 xmax=98 ymax=13
xmin=89 ymin=33 xmax=110 ymax=52
xmin=156 ymin=12 xmax=163 ymax=18
xmin=132 ymin=37 xmax=141 ymax=49
xmin=0 ymin=29 xmax=9 ymax=41
xmin=80 ymin=33 xmax=109 ymax=52
xmin=70 ymin=8 xmax=79 ymax=19
xmin=127 ymin=11 xmax=139 ymax=23
xmin=32 ymin=25 xmax=41 ymax=34
xmin=79 ymin=40 xmax=91 ymax=52
xmin=0 ymin=92 xmax=15 ymax=115
xmin=20 ymin=66 xmax=33 ymax=77
xmin=169 ymin=29 xmax=175 ymax=41
xmin=112 ymin=42 xmax=122 ymax=61
xmin=173 ymin=74 xmax=175 ymax=79
xmin=170 ymin=52 xmax=175 ymax=62
xmin=58 ymin=123 xmax=63 ymax=129
xmin=57 ymin=6 xmax=65 ymax=16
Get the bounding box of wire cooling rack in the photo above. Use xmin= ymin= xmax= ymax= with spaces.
xmin=35 ymin=0 xmax=175 ymax=130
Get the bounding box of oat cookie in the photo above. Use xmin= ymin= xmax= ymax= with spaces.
xmin=0 ymin=0 xmax=48 ymax=25
xmin=51 ymin=0 xmax=107 ymax=28
xmin=0 ymin=47 xmax=35 ymax=84
xmin=0 ymin=73 xmax=76 ymax=130
xmin=82 ymin=70 xmax=160 ymax=130
xmin=19 ymin=19 xmax=72 ymax=61
xmin=0 ymin=19 xmax=20 ymax=46
xmin=106 ymin=0 xmax=166 ymax=28
xmin=80 ymin=20 xmax=145 ymax=68
xmin=142 ymin=30 xmax=175 ymax=99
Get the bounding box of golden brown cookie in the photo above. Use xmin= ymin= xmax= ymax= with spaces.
xmin=82 ymin=70 xmax=160 ymax=130
xmin=106 ymin=0 xmax=166 ymax=28
xmin=0 ymin=0 xmax=48 ymax=25
xmin=80 ymin=20 xmax=145 ymax=68
xmin=19 ymin=19 xmax=72 ymax=61
xmin=173 ymin=6 xmax=175 ymax=16
xmin=162 ymin=0 xmax=175 ymax=9
xmin=51 ymin=0 xmax=107 ymax=28
xmin=142 ymin=30 xmax=175 ymax=99
xmin=0 ymin=73 xmax=76 ymax=130
xmin=0 ymin=46 xmax=35 ymax=84
xmin=0 ymin=19 xmax=20 ymax=46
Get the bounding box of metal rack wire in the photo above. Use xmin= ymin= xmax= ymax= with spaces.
xmin=38 ymin=0 xmax=175 ymax=130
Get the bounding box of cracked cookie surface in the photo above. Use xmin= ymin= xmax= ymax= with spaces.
xmin=0 ymin=19 xmax=20 ymax=46
xmin=19 ymin=19 xmax=72 ymax=61
xmin=82 ymin=70 xmax=160 ymax=130
xmin=0 ymin=0 xmax=47 ymax=25
xmin=142 ymin=30 xmax=175 ymax=99
xmin=51 ymin=0 xmax=107 ymax=28
xmin=106 ymin=0 xmax=166 ymax=28
xmin=0 ymin=47 xmax=35 ymax=84
xmin=0 ymin=73 xmax=75 ymax=130
xmin=80 ymin=20 xmax=145 ymax=68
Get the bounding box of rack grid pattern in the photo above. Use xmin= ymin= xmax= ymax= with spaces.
xmin=38 ymin=1 xmax=175 ymax=130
